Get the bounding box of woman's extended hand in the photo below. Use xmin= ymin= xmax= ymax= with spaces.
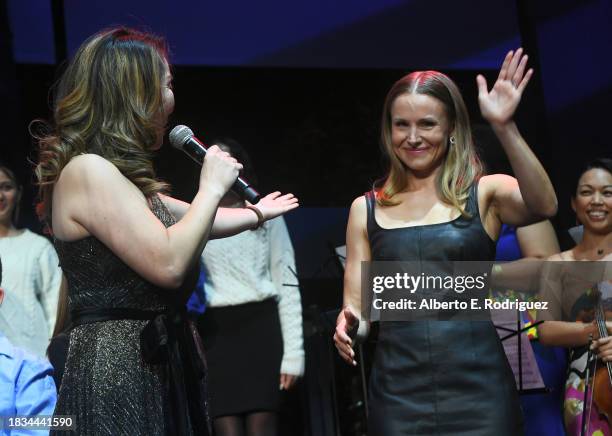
xmin=253 ymin=191 xmax=299 ymax=221
xmin=477 ymin=48 xmax=533 ymax=127
xmin=333 ymin=306 xmax=360 ymax=366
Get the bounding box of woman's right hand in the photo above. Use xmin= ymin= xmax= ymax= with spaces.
xmin=199 ymin=145 xmax=243 ymax=198
xmin=334 ymin=306 xmax=360 ymax=366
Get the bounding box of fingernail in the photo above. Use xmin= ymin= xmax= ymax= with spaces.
xmin=352 ymin=360 xmax=357 ymax=366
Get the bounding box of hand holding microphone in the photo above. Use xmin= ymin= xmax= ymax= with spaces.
xmin=199 ymin=145 xmax=243 ymax=199
xmin=170 ymin=125 xmax=260 ymax=203
xmin=170 ymin=125 xmax=299 ymax=222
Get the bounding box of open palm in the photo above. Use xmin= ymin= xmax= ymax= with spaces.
xmin=477 ymin=48 xmax=533 ymax=126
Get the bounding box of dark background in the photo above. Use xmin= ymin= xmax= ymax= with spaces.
xmin=1 ymin=0 xmax=611 ymax=433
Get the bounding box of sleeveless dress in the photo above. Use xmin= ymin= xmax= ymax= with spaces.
xmin=51 ymin=196 xmax=207 ymax=436
xmin=365 ymin=183 xmax=523 ymax=435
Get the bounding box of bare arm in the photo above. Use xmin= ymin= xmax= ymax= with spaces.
xmin=334 ymin=196 xmax=371 ymax=365
xmin=515 ymin=220 xmax=560 ymax=259
xmin=477 ymin=49 xmax=557 ymax=227
xmin=538 ymin=320 xmax=598 ymax=348
xmin=160 ymin=192 xmax=298 ymax=239
xmin=490 ymin=220 xmax=560 ymax=292
xmin=53 ymin=149 xmax=239 ymax=289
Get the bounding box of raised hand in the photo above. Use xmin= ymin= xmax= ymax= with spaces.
xmin=333 ymin=306 xmax=360 ymax=366
xmin=252 ymin=191 xmax=299 ymax=221
xmin=476 ymin=48 xmax=533 ymax=127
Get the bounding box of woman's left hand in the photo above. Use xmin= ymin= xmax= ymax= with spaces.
xmin=280 ymin=373 xmax=298 ymax=390
xmin=477 ymin=48 xmax=533 ymax=127
xmin=592 ymin=336 xmax=612 ymax=362
xmin=252 ymin=192 xmax=299 ymax=221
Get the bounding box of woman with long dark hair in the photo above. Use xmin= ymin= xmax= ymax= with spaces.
xmin=538 ymin=158 xmax=612 ymax=435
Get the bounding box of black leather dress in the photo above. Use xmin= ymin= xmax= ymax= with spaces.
xmin=365 ymin=183 xmax=523 ymax=436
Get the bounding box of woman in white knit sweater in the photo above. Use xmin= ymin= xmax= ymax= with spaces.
xmin=197 ymin=139 xmax=304 ymax=436
xmin=0 ymin=162 xmax=62 ymax=357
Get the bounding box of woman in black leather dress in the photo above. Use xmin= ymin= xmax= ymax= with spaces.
xmin=34 ymin=28 xmax=298 ymax=435
xmin=334 ymin=49 xmax=558 ymax=435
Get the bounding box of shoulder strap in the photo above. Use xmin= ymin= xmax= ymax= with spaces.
xmin=465 ymin=181 xmax=480 ymax=218
xmin=364 ymin=190 xmax=379 ymax=236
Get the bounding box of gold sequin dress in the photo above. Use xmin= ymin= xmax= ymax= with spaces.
xmin=51 ymin=196 xmax=206 ymax=435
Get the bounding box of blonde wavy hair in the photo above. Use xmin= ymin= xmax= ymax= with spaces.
xmin=34 ymin=27 xmax=170 ymax=222
xmin=376 ymin=71 xmax=484 ymax=217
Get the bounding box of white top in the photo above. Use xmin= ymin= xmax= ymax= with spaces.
xmin=202 ymin=217 xmax=305 ymax=376
xmin=0 ymin=229 xmax=62 ymax=357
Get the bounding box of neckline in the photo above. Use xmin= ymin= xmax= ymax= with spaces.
xmin=368 ymin=190 xmax=467 ymax=231
xmin=0 ymin=228 xmax=28 ymax=239
xmin=372 ymin=212 xmax=463 ymax=231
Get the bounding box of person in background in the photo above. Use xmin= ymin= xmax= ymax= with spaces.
xmin=538 ymin=158 xmax=612 ymax=435
xmin=198 ymin=138 xmax=304 ymax=436
xmin=495 ymin=220 xmax=566 ymax=436
xmin=46 ymin=277 xmax=70 ymax=391
xmin=0 ymin=162 xmax=62 ymax=357
xmin=0 ymin=256 xmax=58 ymax=433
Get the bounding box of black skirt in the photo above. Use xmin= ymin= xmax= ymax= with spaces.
xmin=197 ymin=298 xmax=283 ymax=417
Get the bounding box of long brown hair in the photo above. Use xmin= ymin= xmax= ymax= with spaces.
xmin=377 ymin=71 xmax=484 ymax=216
xmin=34 ymin=27 xmax=170 ymax=222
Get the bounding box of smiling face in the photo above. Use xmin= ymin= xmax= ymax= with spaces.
xmin=572 ymin=167 xmax=612 ymax=235
xmin=390 ymin=93 xmax=451 ymax=176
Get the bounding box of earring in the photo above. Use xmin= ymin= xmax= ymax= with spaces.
xmin=449 ymin=136 xmax=456 ymax=145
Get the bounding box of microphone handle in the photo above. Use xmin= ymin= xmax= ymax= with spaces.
xmin=183 ymin=137 xmax=261 ymax=204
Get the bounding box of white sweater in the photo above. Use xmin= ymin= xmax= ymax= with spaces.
xmin=202 ymin=217 xmax=305 ymax=376
xmin=0 ymin=229 xmax=62 ymax=357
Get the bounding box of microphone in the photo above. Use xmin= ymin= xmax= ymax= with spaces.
xmin=169 ymin=125 xmax=261 ymax=203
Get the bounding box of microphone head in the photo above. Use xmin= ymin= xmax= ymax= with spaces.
xmin=169 ymin=125 xmax=194 ymax=150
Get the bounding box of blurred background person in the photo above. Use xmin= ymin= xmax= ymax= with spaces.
xmin=198 ymin=138 xmax=304 ymax=436
xmin=0 ymin=162 xmax=62 ymax=357
xmin=494 ymin=220 xmax=566 ymax=436
xmin=0 ymin=256 xmax=58 ymax=429
xmin=538 ymin=158 xmax=612 ymax=435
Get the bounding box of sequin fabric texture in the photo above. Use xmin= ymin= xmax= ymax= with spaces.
xmin=51 ymin=196 xmax=195 ymax=435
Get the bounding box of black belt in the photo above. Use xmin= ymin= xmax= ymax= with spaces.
xmin=70 ymin=307 xmax=210 ymax=436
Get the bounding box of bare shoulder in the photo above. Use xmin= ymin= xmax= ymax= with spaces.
xmin=58 ymin=154 xmax=123 ymax=187
xmin=347 ymin=195 xmax=368 ymax=237
xmin=349 ymin=195 xmax=368 ymax=222
xmin=350 ymin=195 xmax=367 ymax=212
